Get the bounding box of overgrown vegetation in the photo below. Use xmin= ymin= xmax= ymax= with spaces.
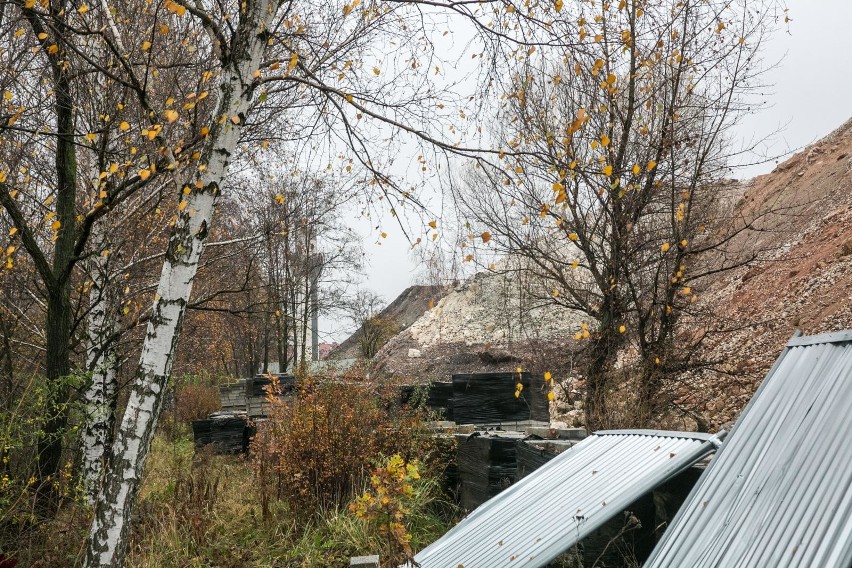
xmin=1 ymin=372 xmax=89 ymax=561
xmin=359 ymin=316 xmax=399 ymax=360
xmin=0 ymin=375 xmax=457 ymax=567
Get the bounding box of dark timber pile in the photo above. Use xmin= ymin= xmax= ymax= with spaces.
xmin=192 ymin=412 xmax=254 ymax=454
xmin=455 ymin=432 xmax=525 ymax=511
xmin=452 ymin=372 xmax=548 ymax=424
xmin=515 ymin=439 xmax=576 ymax=479
xmin=426 ymin=381 xmax=454 ymax=421
xmin=250 ymin=374 xmax=296 ymax=397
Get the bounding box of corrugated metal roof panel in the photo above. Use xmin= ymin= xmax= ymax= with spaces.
xmin=645 ymin=332 xmax=852 ymax=568
xmin=412 ymin=430 xmax=718 ymax=568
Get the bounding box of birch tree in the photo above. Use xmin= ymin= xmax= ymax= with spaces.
xmin=0 ymin=0 xmax=161 ymax=499
xmin=72 ymin=0 xmax=599 ymax=561
xmin=83 ymin=0 xmax=278 ymax=557
xmin=78 ymin=211 xmax=118 ymax=505
xmin=0 ymin=0 xmax=243 ymax=506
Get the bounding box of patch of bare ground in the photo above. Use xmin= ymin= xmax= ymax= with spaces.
xmin=676 ymin=117 xmax=852 ymax=429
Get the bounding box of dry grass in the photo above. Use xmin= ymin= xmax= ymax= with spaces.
xmin=124 ymin=434 xmax=454 ymax=568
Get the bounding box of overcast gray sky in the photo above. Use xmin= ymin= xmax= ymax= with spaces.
xmin=733 ymin=0 xmax=852 ymax=177
xmin=320 ymin=0 xmax=852 ymax=343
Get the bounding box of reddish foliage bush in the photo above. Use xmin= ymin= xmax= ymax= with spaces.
xmin=251 ymin=378 xmax=439 ymax=520
xmin=159 ymin=382 xmax=221 ymax=441
xmin=174 ymin=384 xmax=221 ymax=424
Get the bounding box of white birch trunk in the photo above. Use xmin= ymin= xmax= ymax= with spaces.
xmin=80 ymin=5 xmax=126 ymax=507
xmin=81 ymin=221 xmax=119 ymax=505
xmin=83 ymin=1 xmax=275 ymax=564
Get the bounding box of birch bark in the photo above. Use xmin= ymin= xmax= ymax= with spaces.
xmin=83 ymin=1 xmax=276 ymax=564
xmin=80 ymin=221 xmax=119 ymax=505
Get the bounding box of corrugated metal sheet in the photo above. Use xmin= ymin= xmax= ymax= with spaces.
xmin=412 ymin=430 xmax=719 ymax=568
xmin=645 ymin=332 xmax=852 ymax=568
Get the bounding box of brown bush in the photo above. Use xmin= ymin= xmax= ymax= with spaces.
xmin=251 ymin=378 xmax=440 ymax=521
xmin=174 ymin=384 xmax=221 ymax=424
xmin=160 ymin=383 xmax=221 ymax=441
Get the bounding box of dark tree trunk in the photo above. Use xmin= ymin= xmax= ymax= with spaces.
xmin=0 ymin=311 xmax=13 ymax=390
xmin=38 ymin=290 xmax=72 ymax=486
xmin=584 ymin=289 xmax=623 ymax=431
xmin=585 ymin=335 xmax=611 ymax=431
xmin=35 ymin=52 xmax=78 ymax=503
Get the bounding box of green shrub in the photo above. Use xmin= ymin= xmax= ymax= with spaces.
xmin=0 ymin=372 xmax=89 ymax=565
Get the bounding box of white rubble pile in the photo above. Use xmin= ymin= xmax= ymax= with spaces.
xmin=405 ymin=270 xmax=585 ymax=349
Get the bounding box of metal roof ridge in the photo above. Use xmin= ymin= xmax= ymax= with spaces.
xmin=786 ymin=328 xmax=852 ymax=347
xmin=594 ymin=429 xmax=717 ymax=442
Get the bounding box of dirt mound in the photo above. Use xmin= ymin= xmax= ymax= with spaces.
xmin=371 ymin=270 xmax=586 ymax=385
xmin=681 ymin=116 xmax=852 ymax=428
xmin=326 ymin=285 xmax=447 ymax=360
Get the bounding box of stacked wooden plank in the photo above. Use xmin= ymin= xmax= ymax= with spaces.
xmin=191 ymin=412 xmax=254 ymax=454
xmin=455 ymin=431 xmax=526 ymax=511
xmin=452 ymin=372 xmax=548 ymax=424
